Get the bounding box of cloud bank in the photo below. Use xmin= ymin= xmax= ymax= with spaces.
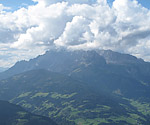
xmin=0 ymin=0 xmax=150 ymax=67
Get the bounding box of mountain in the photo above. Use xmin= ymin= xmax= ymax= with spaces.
xmin=98 ymin=50 xmax=145 ymax=65
xmin=97 ymin=49 xmax=150 ymax=84
xmin=0 ymin=49 xmax=150 ymax=124
xmin=1 ymin=49 xmax=149 ymax=99
xmin=0 ymin=69 xmax=150 ymax=124
xmin=1 ymin=49 xmax=150 ymax=83
xmin=0 ymin=100 xmax=57 ymax=125
xmin=0 ymin=50 xmax=106 ymax=80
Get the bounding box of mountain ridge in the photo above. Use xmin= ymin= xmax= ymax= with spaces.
xmin=0 ymin=49 xmax=149 ymax=80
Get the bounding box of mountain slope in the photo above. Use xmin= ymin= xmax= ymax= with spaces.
xmin=0 ymin=69 xmax=150 ymax=124
xmin=0 ymin=100 xmax=57 ymax=125
xmin=98 ymin=50 xmax=145 ymax=65
xmin=98 ymin=50 xmax=150 ymax=82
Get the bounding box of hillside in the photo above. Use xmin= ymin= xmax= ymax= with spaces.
xmin=0 ymin=69 xmax=150 ymax=124
xmin=0 ymin=100 xmax=57 ymax=125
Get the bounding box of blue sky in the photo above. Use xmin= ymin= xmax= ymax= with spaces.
xmin=137 ymin=0 xmax=150 ymax=9
xmin=0 ymin=0 xmax=36 ymax=11
xmin=0 ymin=0 xmax=150 ymax=11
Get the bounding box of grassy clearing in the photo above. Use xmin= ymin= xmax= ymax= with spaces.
xmin=16 ymin=119 xmax=28 ymax=125
xmin=42 ymin=101 xmax=54 ymax=109
xmin=75 ymin=118 xmax=109 ymax=125
xmin=17 ymin=92 xmax=32 ymax=98
xmin=31 ymin=92 xmax=49 ymax=98
xmin=17 ymin=112 xmax=27 ymax=118
xmin=22 ymin=103 xmax=32 ymax=109
xmin=130 ymin=100 xmax=150 ymax=116
xmin=51 ymin=92 xmax=77 ymax=99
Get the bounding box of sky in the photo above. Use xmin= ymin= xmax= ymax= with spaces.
xmin=0 ymin=0 xmax=36 ymax=11
xmin=0 ymin=0 xmax=150 ymax=68
xmin=1 ymin=0 xmax=149 ymax=10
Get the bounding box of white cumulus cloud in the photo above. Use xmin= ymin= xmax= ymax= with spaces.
xmin=0 ymin=0 xmax=150 ymax=67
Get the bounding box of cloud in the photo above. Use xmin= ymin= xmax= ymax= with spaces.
xmin=0 ymin=4 xmax=11 ymax=11
xmin=12 ymin=2 xmax=71 ymax=49
xmin=54 ymin=16 xmax=94 ymax=46
xmin=0 ymin=0 xmax=150 ymax=67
